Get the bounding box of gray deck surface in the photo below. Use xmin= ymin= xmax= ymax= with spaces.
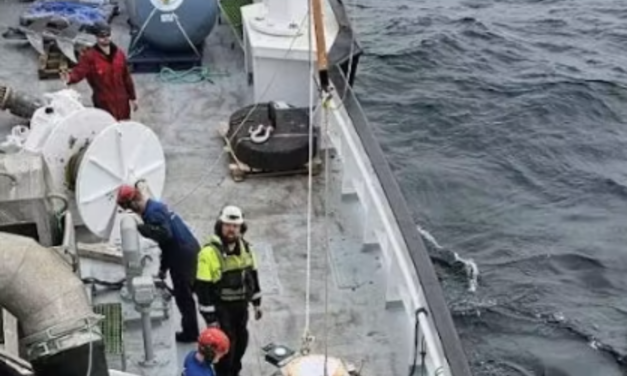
xmin=0 ymin=2 xmax=407 ymax=375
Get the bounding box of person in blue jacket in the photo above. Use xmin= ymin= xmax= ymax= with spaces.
xmin=117 ymin=184 xmax=200 ymax=342
xmin=182 ymin=327 xmax=230 ymax=376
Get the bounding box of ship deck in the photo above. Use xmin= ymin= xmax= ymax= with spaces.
xmin=0 ymin=2 xmax=406 ymax=375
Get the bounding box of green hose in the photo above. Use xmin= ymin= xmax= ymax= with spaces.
xmin=157 ymin=66 xmax=230 ymax=84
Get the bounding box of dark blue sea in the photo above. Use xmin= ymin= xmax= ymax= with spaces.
xmin=353 ymin=0 xmax=627 ymax=374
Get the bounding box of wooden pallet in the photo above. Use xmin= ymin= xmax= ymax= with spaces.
xmin=37 ymin=42 xmax=79 ymax=80
xmin=218 ymin=122 xmax=322 ymax=182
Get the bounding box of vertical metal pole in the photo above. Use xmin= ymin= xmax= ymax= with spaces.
xmin=140 ymin=308 xmax=155 ymax=363
xmin=133 ymin=276 xmax=158 ymax=367
xmin=120 ymin=214 xmax=142 ymax=299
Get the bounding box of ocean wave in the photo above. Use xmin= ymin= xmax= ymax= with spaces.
xmin=354 ymin=0 xmax=627 ymax=373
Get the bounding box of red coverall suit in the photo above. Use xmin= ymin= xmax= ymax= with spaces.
xmin=68 ymin=44 xmax=136 ymax=121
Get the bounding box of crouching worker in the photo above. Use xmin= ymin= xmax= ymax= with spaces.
xmin=195 ymin=205 xmax=263 ymax=376
xmin=182 ymin=327 xmax=231 ymax=376
xmin=116 ymin=184 xmax=201 ymax=342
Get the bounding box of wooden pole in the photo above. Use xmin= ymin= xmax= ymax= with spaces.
xmin=311 ymin=0 xmax=330 ymax=92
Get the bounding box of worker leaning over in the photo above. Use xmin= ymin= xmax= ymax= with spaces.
xmin=116 ymin=184 xmax=200 ymax=343
xmin=182 ymin=327 xmax=230 ymax=376
xmin=195 ymin=205 xmax=263 ymax=376
xmin=60 ymin=21 xmax=138 ymax=121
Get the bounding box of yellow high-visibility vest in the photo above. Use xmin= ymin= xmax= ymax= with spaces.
xmin=196 ymin=235 xmax=257 ymax=301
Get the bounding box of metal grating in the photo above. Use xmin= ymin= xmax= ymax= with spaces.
xmin=93 ymin=303 xmax=123 ymax=355
xmin=219 ymin=0 xmax=252 ymax=39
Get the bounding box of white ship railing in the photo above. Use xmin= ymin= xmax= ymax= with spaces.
xmin=325 ymin=69 xmax=472 ymax=376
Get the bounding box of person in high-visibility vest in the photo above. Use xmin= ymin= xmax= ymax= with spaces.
xmin=195 ymin=205 xmax=262 ymax=376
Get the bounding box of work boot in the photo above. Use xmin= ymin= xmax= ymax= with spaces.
xmin=175 ymin=331 xmax=197 ymax=343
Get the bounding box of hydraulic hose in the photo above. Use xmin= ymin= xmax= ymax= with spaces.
xmin=0 ymin=85 xmax=44 ymax=120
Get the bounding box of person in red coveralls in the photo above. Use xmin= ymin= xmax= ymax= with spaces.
xmin=61 ymin=21 xmax=138 ymax=120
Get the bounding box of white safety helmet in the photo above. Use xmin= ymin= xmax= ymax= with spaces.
xmin=219 ymin=205 xmax=244 ymax=225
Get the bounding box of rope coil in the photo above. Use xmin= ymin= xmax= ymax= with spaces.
xmin=65 ymin=146 xmax=88 ymax=192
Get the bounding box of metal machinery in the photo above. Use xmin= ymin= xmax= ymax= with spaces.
xmin=125 ymin=0 xmax=219 ymax=72
xmin=0 ymin=84 xmax=45 ymax=120
xmin=0 ymin=87 xmax=170 ymax=376
xmin=0 ymin=87 xmax=166 ymax=247
xmin=127 ymin=0 xmax=219 ymax=52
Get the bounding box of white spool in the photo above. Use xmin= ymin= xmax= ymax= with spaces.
xmin=75 ymin=121 xmax=166 ymax=239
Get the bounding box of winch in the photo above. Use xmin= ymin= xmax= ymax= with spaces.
xmin=0 ymin=88 xmax=166 ymax=244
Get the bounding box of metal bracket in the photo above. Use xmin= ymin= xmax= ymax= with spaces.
xmin=248 ymin=124 xmax=274 ymax=144
xmin=24 ymin=314 xmax=104 ymax=359
xmin=299 ymin=332 xmax=315 ymax=355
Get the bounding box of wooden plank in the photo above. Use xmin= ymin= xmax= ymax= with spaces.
xmin=77 ymin=243 xmax=123 ymax=264
xmin=37 ymin=42 xmax=75 ymax=80
xmin=1 ymin=310 xmax=19 ymax=357
xmin=218 ymin=123 xmax=322 ymax=181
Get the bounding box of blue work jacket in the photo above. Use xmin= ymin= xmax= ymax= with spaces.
xmin=139 ymin=199 xmax=200 ymax=273
xmin=182 ymin=351 xmax=216 ymax=376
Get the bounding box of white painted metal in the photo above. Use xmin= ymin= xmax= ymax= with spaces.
xmin=325 ymin=89 xmax=451 ymax=376
xmin=40 ymin=108 xmax=115 ymax=192
xmin=149 ymin=0 xmax=183 ymax=12
xmin=39 ymin=107 xmax=116 ymax=225
xmin=0 ymin=125 xmax=29 ymax=153
xmin=42 ymin=89 xmax=84 ymax=117
xmin=242 ymin=4 xmax=453 ymax=371
xmin=21 ymin=90 xmax=86 ymax=153
xmin=76 ymin=121 xmax=166 ymax=239
xmin=4 ymin=88 xmax=167 ymax=243
xmin=250 ymin=0 xmax=306 ymax=37
xmin=241 ymin=0 xmax=339 ymax=107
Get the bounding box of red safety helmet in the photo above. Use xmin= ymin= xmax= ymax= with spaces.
xmin=117 ymin=185 xmax=138 ymax=206
xmin=198 ymin=327 xmax=230 ymax=359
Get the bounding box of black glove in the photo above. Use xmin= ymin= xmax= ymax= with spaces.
xmin=202 ymin=313 xmax=219 ymax=327
xmin=157 ymin=269 xmax=167 ymax=281
xmin=137 ymin=223 xmax=151 ymax=237
xmin=137 ymin=224 xmax=169 ymax=243
xmin=254 ymin=306 xmax=262 ymax=320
